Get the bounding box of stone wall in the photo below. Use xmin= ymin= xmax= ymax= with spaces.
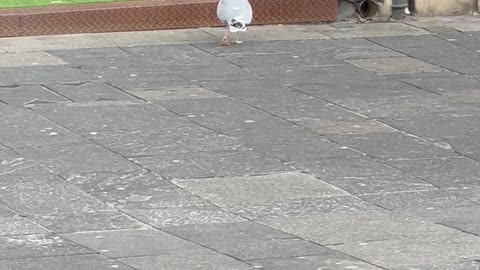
xmin=414 ymin=0 xmax=477 ymax=16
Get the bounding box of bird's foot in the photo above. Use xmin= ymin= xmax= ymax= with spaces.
xmin=235 ymin=40 xmax=243 ymax=44
xmin=218 ymin=37 xmax=231 ymax=46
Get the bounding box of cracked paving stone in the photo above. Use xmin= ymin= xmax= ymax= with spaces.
xmin=386 ymin=157 xmax=480 ymax=188
xmin=0 ymin=174 xmax=111 ymax=216
xmin=124 ymin=207 xmax=246 ymax=228
xmin=256 ymin=210 xmax=462 ymax=246
xmin=0 ymin=216 xmax=49 ymax=236
xmin=250 ymin=253 xmax=384 ymax=270
xmin=16 ymin=144 xmax=140 ymax=177
xmin=127 ymin=86 xmax=225 ymax=101
xmin=131 ymin=150 xmax=291 ymax=179
xmin=60 ymin=229 xmax=204 ymax=258
xmin=117 ymin=251 xmax=254 ymax=270
xmin=329 ymin=233 xmax=480 ymax=269
xmin=0 ymin=85 xmax=69 ymax=105
xmin=328 ymin=132 xmax=455 ymax=160
xmin=30 ymin=210 xmax=148 ymax=233
xmin=173 ymin=172 xmax=349 ymax=207
xmin=0 ymin=234 xmax=93 ymax=260
xmin=359 ymin=189 xmax=477 ymax=211
xmin=44 ymin=81 xmax=136 ymax=102
xmin=0 ymin=254 xmax=136 ymax=270
xmin=66 ymin=171 xmax=174 ymax=193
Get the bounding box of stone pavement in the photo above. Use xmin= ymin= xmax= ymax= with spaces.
xmin=1 ymin=16 xmax=480 ymax=270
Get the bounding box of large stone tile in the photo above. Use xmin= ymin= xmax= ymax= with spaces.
xmin=17 ymin=144 xmax=140 ymax=177
xmin=173 ymin=172 xmax=348 ymax=207
xmin=163 ymin=63 xmax=256 ymax=81
xmin=0 ymin=254 xmax=135 ymax=270
xmin=388 ymin=71 xmax=480 ymax=93
xmin=0 ymin=234 xmax=93 ymax=260
xmin=0 ymin=51 xmax=66 ymax=68
xmin=131 ymin=150 xmax=291 ymax=179
xmin=450 ymin=186 xmax=480 ymax=204
xmin=61 ymin=229 xmax=203 ymax=258
xmin=0 ymin=85 xmax=69 ymax=105
xmin=320 ymin=23 xmax=429 ymax=39
xmin=395 ymin=261 xmax=480 ymax=270
xmin=0 ymin=175 xmax=110 ymax=216
xmin=359 ymin=189 xmax=477 ymax=211
xmin=293 ymin=118 xmax=396 ymax=135
xmin=127 ymin=86 xmax=225 ymax=101
xmin=84 ymin=128 xmax=246 ymax=157
xmin=367 ymin=35 xmax=453 ymax=49
xmin=31 ymin=210 xmax=147 ymax=233
xmin=44 ymin=81 xmax=135 ymax=102
xmin=328 ymin=132 xmax=455 ymax=160
xmin=124 ymin=207 xmax=245 ymax=228
xmin=118 ymin=251 xmax=254 ymax=270
xmin=163 ymin=221 xmax=294 ymax=243
xmin=122 ymin=44 xmax=219 ymax=65
xmin=250 ymin=253 xmax=385 ymax=270
xmin=386 ymin=157 xmax=480 ymax=188
xmin=0 ymin=216 xmax=48 ymax=236
xmin=330 ymin=234 xmax=480 ymax=269
xmin=258 ymin=210 xmax=462 ymax=245
xmin=0 ymin=66 xmax=96 ymax=86
xmin=347 ymin=57 xmax=445 ymax=75
xmin=0 ymin=204 xmax=15 ymax=218
xmin=66 ymin=171 xmax=172 ymax=193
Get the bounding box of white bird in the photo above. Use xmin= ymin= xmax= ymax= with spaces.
xmin=216 ymin=0 xmax=253 ymax=46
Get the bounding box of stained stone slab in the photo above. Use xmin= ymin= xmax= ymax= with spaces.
xmin=442 ymin=136 xmax=480 ymax=162
xmin=0 ymin=51 xmax=66 ymax=68
xmin=292 ymin=118 xmax=396 ymax=135
xmin=0 ymin=66 xmax=96 ymax=86
xmin=163 ymin=222 xmax=294 ymax=244
xmin=61 ymin=229 xmax=203 ymax=258
xmin=320 ymin=23 xmax=429 ymax=39
xmin=173 ymin=172 xmax=348 ymax=208
xmin=249 ymin=254 xmax=385 ymax=270
xmin=0 ymin=84 xmax=69 ymax=105
xmin=0 ymin=177 xmax=111 ymax=216
xmin=124 ymin=207 xmax=245 ymax=228
xmin=128 ymin=87 xmax=225 ymax=101
xmin=0 ymin=158 xmax=52 ymax=178
xmin=17 ymin=144 xmax=141 ymax=177
xmin=131 ymin=150 xmax=291 ymax=179
xmin=346 ymin=57 xmax=445 ymax=75
xmin=329 ymin=235 xmax=480 ymax=269
xmin=395 ymin=261 xmax=480 ymax=270
xmin=228 ymin=196 xmax=379 ymax=220
xmin=92 ymin=187 xmax=212 ymax=209
xmin=359 ymin=189 xmax=476 ymax=211
xmin=102 ymin=70 xmax=195 ymax=91
xmin=450 ymin=186 xmax=480 ymax=204
xmin=31 ymin=103 xmax=185 ymax=132
xmin=367 ymin=35 xmax=454 ymax=49
xmin=258 ymin=210 xmax=460 ymax=246
xmin=83 ymin=128 xmax=246 ymax=157
xmin=220 ymin=53 xmax=343 ymax=69
xmin=387 ymin=72 xmax=480 ymax=92
xmin=0 ymin=216 xmax=49 ymax=236
xmin=66 ymin=171 xmax=173 ymax=193
xmin=395 ymin=44 xmax=472 ymax=60
xmin=31 ymin=211 xmax=147 ymax=233
xmin=328 ymin=132 xmax=455 ymax=160
xmin=122 ymin=44 xmax=221 ymax=65
xmin=251 ymin=138 xmax=361 ymax=162
xmin=118 ymin=251 xmax=254 ymax=270
xmin=44 ymin=81 xmax=135 ymax=102
xmin=163 ymin=63 xmax=256 ymax=81
xmin=0 ymin=254 xmax=135 ymax=270
xmin=0 ymin=234 xmax=93 ymax=260
xmin=424 ymin=54 xmax=480 ymax=75
xmin=386 ymin=157 xmax=480 ymax=188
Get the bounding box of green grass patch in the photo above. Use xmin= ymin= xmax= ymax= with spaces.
xmin=0 ymin=0 xmax=128 ymax=8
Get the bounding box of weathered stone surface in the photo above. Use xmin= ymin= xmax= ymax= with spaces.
xmin=0 ymin=254 xmax=135 ymax=270
xmin=347 ymin=57 xmax=445 ymax=75
xmin=61 ymin=229 xmax=203 ymax=258
xmin=0 ymin=66 xmax=96 ymax=86
xmin=44 ymin=81 xmax=135 ymax=102
xmin=395 ymin=261 xmax=480 ymax=270
xmin=0 ymin=51 xmax=66 ymax=68
xmin=0 ymin=85 xmax=69 ymax=105
xmin=118 ymin=251 xmax=254 ymax=270
xmin=173 ymin=172 xmax=348 ymax=207
xmin=128 ymin=87 xmax=225 ymax=101
xmin=0 ymin=216 xmax=48 ymax=236
xmin=0 ymin=234 xmax=93 ymax=260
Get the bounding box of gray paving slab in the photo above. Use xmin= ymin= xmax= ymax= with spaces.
xmin=451 ymin=186 xmax=480 ymax=204
xmin=131 ymin=150 xmax=291 ymax=179
xmin=44 ymin=81 xmax=136 ymax=102
xmin=61 ymin=229 xmax=204 ymax=258
xmin=0 ymin=204 xmax=16 ymax=218
xmin=0 ymin=175 xmax=111 ymax=216
xmin=395 ymin=261 xmax=480 ymax=270
xmin=121 ymin=44 xmax=222 ymax=65
xmin=0 ymin=234 xmax=94 ymax=260
xmin=386 ymin=157 xmax=480 ymax=188
xmin=328 ymin=132 xmax=456 ymax=160
xmin=163 ymin=63 xmax=257 ymax=81
xmin=367 ymin=35 xmax=454 ymax=49
xmin=30 ymin=210 xmax=147 ymax=233
xmin=442 ymin=136 xmax=480 ymax=161
xmin=249 ymin=254 xmax=384 ymax=270
xmin=127 ymin=86 xmax=225 ymax=101
xmin=347 ymin=57 xmax=446 ymax=75
xmin=16 ymin=144 xmax=140 ymax=177
xmin=0 ymin=216 xmax=49 ymax=236
xmin=0 ymin=66 xmax=96 ymax=86
xmin=0 ymin=254 xmax=135 ymax=270
xmin=0 ymin=85 xmax=69 ymax=105
xmin=125 ymin=207 xmax=246 ymax=228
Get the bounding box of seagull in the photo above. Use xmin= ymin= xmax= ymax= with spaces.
xmin=216 ymin=0 xmax=253 ymax=46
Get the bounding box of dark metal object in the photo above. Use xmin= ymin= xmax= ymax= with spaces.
xmin=392 ymin=0 xmax=408 ymax=20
